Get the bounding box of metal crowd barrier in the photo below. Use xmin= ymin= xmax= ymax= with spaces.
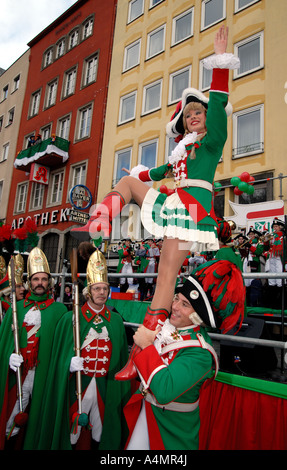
xmin=49 ymin=267 xmax=287 ymax=370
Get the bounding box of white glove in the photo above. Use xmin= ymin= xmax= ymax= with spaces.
xmin=9 ymin=353 xmax=24 ymax=372
xmin=70 ymin=356 xmax=84 ymax=373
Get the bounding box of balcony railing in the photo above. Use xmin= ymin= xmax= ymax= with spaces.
xmin=14 ymin=136 xmax=70 ymax=171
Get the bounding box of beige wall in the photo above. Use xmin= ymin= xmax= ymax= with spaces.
xmin=0 ymin=50 xmax=30 ymax=221
xmin=98 ymin=0 xmax=287 ymax=218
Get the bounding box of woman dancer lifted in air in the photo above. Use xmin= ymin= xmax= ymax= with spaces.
xmin=72 ymin=25 xmax=240 ymax=380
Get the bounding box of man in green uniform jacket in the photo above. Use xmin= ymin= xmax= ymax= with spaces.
xmin=36 ymin=249 xmax=130 ymax=450
xmin=0 ymin=248 xmax=68 ymax=450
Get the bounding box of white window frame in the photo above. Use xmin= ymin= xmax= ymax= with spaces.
xmin=30 ymin=182 xmax=45 ymax=211
xmin=68 ymin=162 xmax=88 ymax=195
xmin=82 ymin=17 xmax=94 ymax=40
xmin=168 ymin=65 xmax=191 ymax=105
xmin=1 ymin=143 xmax=9 ymax=162
xmin=57 ymin=114 xmax=71 ymax=140
xmin=40 ymin=124 xmax=51 ymax=140
xmin=45 ymin=79 xmax=58 ymax=108
xmin=234 ymin=31 xmax=264 ymax=79
xmin=234 ymin=0 xmax=260 ymax=13
xmin=119 ymin=91 xmax=137 ymax=125
xmin=47 ymin=169 xmax=65 ymax=206
xmin=123 ymin=39 xmax=141 ymax=72
xmin=15 ymin=182 xmax=28 ymax=214
xmin=63 ymin=67 xmax=77 ymax=98
xmin=69 ymin=28 xmax=79 ymax=49
xmin=43 ymin=48 xmax=53 ymax=68
xmin=13 ymin=75 xmax=20 ymax=92
xmin=7 ymin=108 xmax=14 ymax=126
xmin=232 ymin=104 xmax=264 ymax=159
xmin=113 ymin=147 xmax=132 ymax=186
xmin=138 ymin=138 xmax=158 ymax=168
xmin=201 ymin=0 xmax=226 ymax=31
xmin=56 ymin=38 xmax=66 ymax=59
xmin=128 ymin=0 xmax=144 ymax=23
xmin=2 ymin=85 xmax=8 ymax=101
xmin=171 ymin=7 xmax=194 ymax=46
xmin=82 ymin=53 xmax=98 ymax=87
xmin=146 ymin=24 xmax=166 ymax=60
xmin=30 ymin=90 xmax=41 ymax=117
xmin=76 ymin=104 xmax=93 ymax=140
xmin=142 ymin=79 xmax=162 ymax=115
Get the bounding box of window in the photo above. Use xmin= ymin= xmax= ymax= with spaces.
xmin=15 ymin=182 xmax=28 ymax=213
xmin=1 ymin=143 xmax=9 ymax=162
xmin=63 ymin=67 xmax=77 ymax=98
xmin=13 ymin=75 xmax=20 ymax=92
xmin=40 ymin=125 xmax=51 ymax=140
xmin=128 ymin=0 xmax=144 ymax=23
xmin=69 ymin=29 xmax=79 ymax=49
xmin=150 ymin=0 xmax=164 ymax=7
xmin=238 ymin=172 xmax=272 ymax=206
xmin=234 ymin=32 xmax=264 ymax=79
xmin=77 ymin=104 xmax=92 ymax=140
xmin=119 ymin=91 xmax=137 ymax=124
xmin=45 ymin=80 xmax=58 ymax=108
xmin=142 ymin=79 xmax=162 ymax=115
xmin=58 ymin=115 xmax=71 ymax=140
xmin=199 ymin=57 xmax=213 ymax=91
xmin=139 ymin=139 xmax=158 ymax=168
xmin=113 ymin=148 xmax=132 ymax=186
xmin=235 ymin=0 xmax=260 ymax=13
xmin=172 ymin=8 xmax=194 ymax=46
xmin=169 ymin=66 xmax=191 ymax=104
xmin=2 ymin=85 xmax=8 ymax=101
xmin=146 ymin=25 xmax=166 ymax=59
xmin=0 ymin=116 xmax=3 ymax=132
xmin=49 ymin=170 xmax=64 ymax=205
xmin=70 ymin=162 xmax=87 ymax=190
xmin=43 ymin=48 xmax=53 ymax=68
xmin=201 ymin=0 xmax=226 ymax=31
xmin=30 ymin=182 xmax=44 ymax=210
xmin=123 ymin=39 xmax=141 ymax=71
xmin=83 ymin=53 xmax=98 ymax=87
xmin=7 ymin=108 xmax=14 ymax=126
xmin=56 ymin=38 xmax=66 ymax=59
xmin=82 ymin=17 xmax=94 ymax=39
xmin=0 ymin=181 xmax=3 ymax=204
xmin=30 ymin=90 xmax=41 ymax=117
xmin=232 ymin=104 xmax=264 ymax=158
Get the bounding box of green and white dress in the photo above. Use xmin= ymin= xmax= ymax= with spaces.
xmin=131 ymin=64 xmax=233 ymax=253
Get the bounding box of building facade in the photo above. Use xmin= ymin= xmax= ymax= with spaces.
xmin=5 ymin=0 xmax=117 ymax=272
xmin=97 ymin=0 xmax=287 ymax=240
xmin=0 ymin=50 xmax=30 ymax=223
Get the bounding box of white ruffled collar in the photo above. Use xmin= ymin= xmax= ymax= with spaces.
xmin=154 ymin=319 xmax=182 ymax=352
xmin=24 ymin=306 xmax=41 ymax=326
xmin=168 ymin=132 xmax=198 ymax=166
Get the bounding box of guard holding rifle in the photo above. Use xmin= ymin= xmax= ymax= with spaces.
xmin=0 ymin=247 xmax=68 ymax=450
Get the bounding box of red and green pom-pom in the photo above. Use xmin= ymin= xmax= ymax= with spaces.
xmin=71 ymin=412 xmax=91 ymax=434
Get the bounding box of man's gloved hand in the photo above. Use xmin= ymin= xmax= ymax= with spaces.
xmin=9 ymin=353 xmax=24 ymax=371
xmin=70 ymin=356 xmax=84 ymax=373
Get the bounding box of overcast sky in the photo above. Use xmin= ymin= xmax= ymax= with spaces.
xmin=0 ymin=0 xmax=78 ymax=70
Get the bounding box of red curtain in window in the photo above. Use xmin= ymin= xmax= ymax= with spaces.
xmin=199 ymin=380 xmax=287 ymax=450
